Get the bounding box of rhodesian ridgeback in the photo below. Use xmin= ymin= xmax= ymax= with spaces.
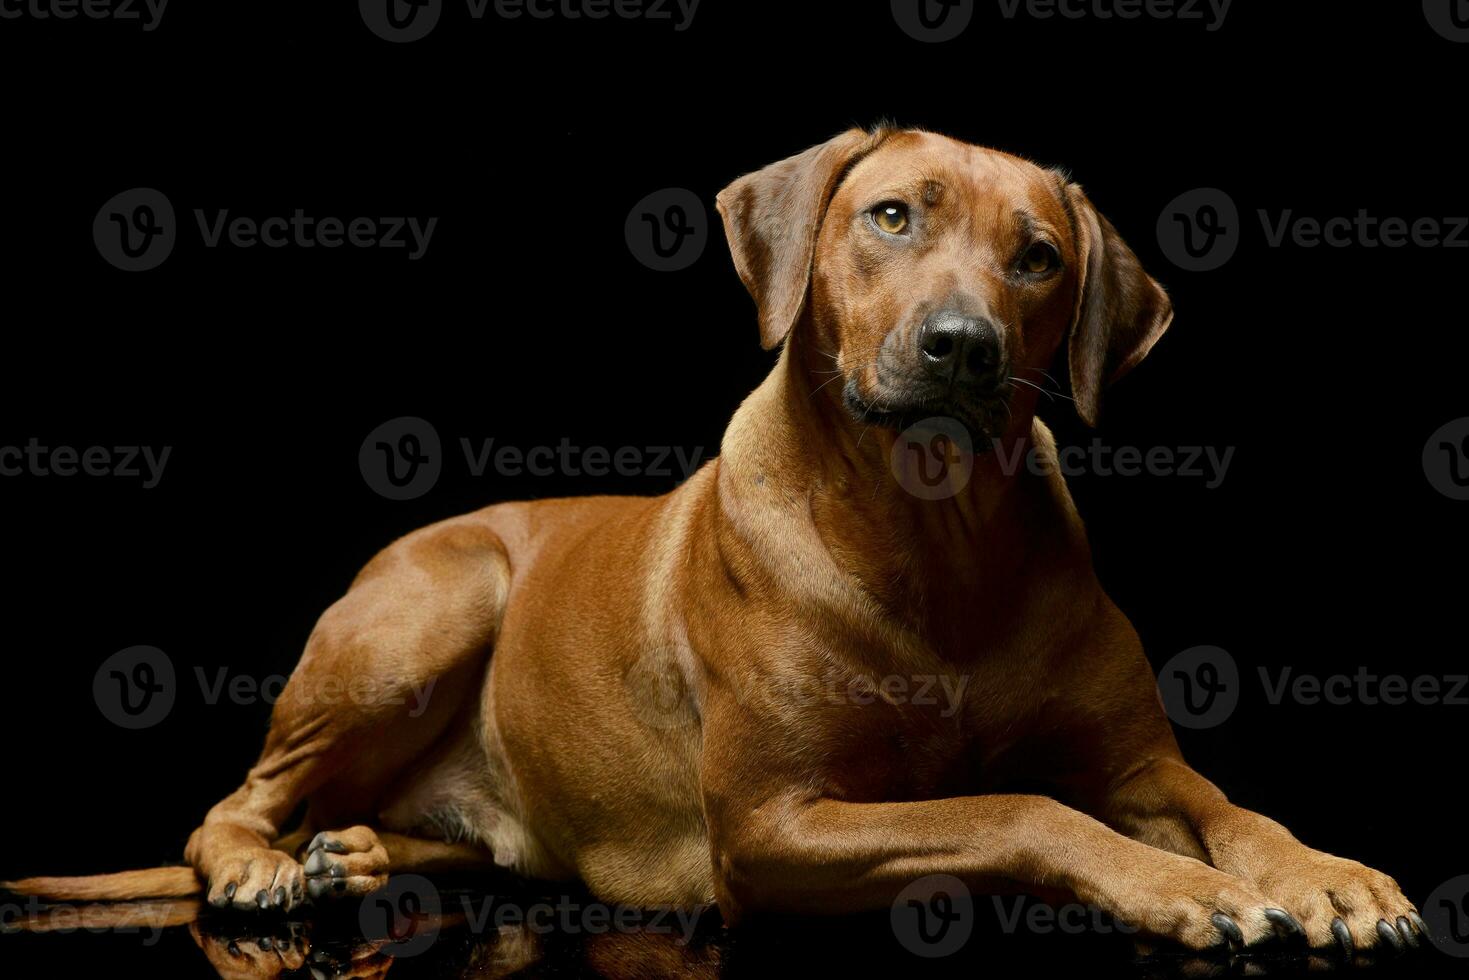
xmin=7 ymin=127 xmax=1425 ymax=956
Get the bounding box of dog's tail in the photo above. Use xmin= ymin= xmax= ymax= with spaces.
xmin=1 ymin=867 xmax=202 ymax=902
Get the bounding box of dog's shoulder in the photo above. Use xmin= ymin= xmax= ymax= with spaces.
xmin=1022 ymin=416 xmax=1092 ymax=550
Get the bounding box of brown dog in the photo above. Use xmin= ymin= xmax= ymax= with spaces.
xmin=7 ymin=127 xmax=1425 ymax=956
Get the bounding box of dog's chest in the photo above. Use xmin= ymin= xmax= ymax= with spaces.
xmin=815 ymin=657 xmax=1056 ymax=800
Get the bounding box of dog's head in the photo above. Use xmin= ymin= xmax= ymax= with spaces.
xmin=716 ymin=127 xmax=1172 ymax=433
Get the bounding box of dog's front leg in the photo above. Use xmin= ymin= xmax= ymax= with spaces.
xmin=1100 ymin=755 xmax=1426 ymax=954
xmin=710 ymin=793 xmax=1285 ymax=950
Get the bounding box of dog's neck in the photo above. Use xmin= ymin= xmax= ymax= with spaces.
xmin=718 ymin=330 xmax=1085 ymax=646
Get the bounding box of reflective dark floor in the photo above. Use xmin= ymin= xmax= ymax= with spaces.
xmin=4 ymin=876 xmax=1466 ymax=980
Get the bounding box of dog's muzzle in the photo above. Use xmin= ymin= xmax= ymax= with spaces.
xmin=842 ymin=308 xmax=1010 ymax=442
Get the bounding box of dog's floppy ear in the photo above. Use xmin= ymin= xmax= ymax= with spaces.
xmin=1064 ymin=183 xmax=1174 ymax=427
xmin=717 ymin=128 xmax=886 ymax=350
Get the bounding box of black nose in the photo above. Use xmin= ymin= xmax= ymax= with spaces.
xmin=916 ymin=311 xmax=1000 ymax=386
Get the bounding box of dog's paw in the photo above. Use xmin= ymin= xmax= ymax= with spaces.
xmin=306 ymin=943 xmax=394 ymax=980
xmin=1108 ymin=855 xmax=1291 ymax=952
xmin=1250 ymin=848 xmax=1425 ymax=956
xmin=204 ymin=847 xmax=305 ymax=912
xmin=300 ymin=826 xmax=390 ymax=903
xmin=189 ymin=920 xmax=309 ymax=979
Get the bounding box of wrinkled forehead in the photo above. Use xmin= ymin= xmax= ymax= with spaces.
xmin=834 ymin=131 xmax=1070 ymax=227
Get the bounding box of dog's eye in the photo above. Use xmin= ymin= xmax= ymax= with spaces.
xmin=1021 ymin=242 xmax=1060 ymax=275
xmin=872 ymin=203 xmax=910 ymax=235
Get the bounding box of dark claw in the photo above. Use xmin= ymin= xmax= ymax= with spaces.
xmin=1409 ymin=911 xmax=1430 ymax=940
xmin=1264 ymin=908 xmax=1306 ymax=942
xmin=304 ymin=850 xmax=330 ymax=876
xmin=227 ymin=940 xmax=242 ymax=956
xmin=307 ymin=877 xmax=331 ymax=901
xmin=305 ymin=831 xmax=347 ymax=854
xmin=1396 ymin=916 xmax=1420 ymax=949
xmin=256 ymin=889 xmax=270 ymax=910
xmin=1211 ymin=912 xmax=1244 ymax=948
xmin=274 ymin=886 xmax=287 ymax=908
xmin=332 ymin=878 xmax=347 ymax=892
xmin=1331 ymin=917 xmax=1353 ymax=958
xmin=224 ymin=882 xmax=237 ymax=901
xmin=1377 ymin=918 xmax=1405 ymax=953
xmin=257 ymin=936 xmax=274 ymax=951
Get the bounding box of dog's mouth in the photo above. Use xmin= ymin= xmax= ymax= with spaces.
xmin=841 ymin=377 xmax=1009 ymax=447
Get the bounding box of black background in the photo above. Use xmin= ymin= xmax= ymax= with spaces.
xmin=1 ymin=1 xmax=1467 ymax=976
